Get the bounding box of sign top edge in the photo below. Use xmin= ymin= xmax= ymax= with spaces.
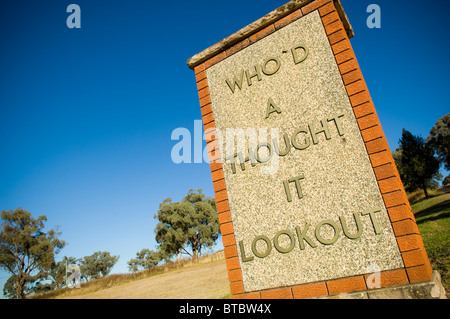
xmin=186 ymin=0 xmax=354 ymax=70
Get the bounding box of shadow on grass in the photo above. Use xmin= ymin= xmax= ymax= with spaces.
xmin=414 ymin=199 xmax=450 ymax=224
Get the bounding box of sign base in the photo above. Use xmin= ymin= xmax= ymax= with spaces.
xmin=320 ymin=271 xmax=447 ymax=299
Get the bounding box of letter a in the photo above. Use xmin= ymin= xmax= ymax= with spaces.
xmin=366 ymin=4 xmax=381 ymax=29
xmin=265 ymin=98 xmax=282 ymax=119
xmin=67 ymin=4 xmax=81 ymax=29
xmin=365 ymin=264 xmax=381 ymax=289
xmin=171 ymin=128 xmax=192 ymax=164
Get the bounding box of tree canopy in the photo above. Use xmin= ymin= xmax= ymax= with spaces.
xmin=0 ymin=208 xmax=65 ymax=299
xmin=79 ymin=251 xmax=119 ymax=281
xmin=127 ymin=249 xmax=161 ymax=272
xmin=427 ymin=113 xmax=450 ymax=170
xmin=154 ymin=189 xmax=219 ymax=261
xmin=393 ymin=129 xmax=441 ymax=198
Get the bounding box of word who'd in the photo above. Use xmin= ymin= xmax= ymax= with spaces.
xmin=225 ymin=44 xmax=308 ymax=93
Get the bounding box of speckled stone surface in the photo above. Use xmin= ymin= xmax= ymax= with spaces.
xmin=206 ymin=11 xmax=403 ymax=292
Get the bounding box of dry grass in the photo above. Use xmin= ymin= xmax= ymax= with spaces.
xmin=29 ymin=251 xmax=230 ymax=299
xmin=407 ymin=188 xmax=445 ymax=205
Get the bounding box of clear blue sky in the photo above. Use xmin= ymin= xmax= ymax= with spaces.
xmin=0 ymin=0 xmax=449 ymax=297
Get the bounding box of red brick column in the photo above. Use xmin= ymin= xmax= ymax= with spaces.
xmin=192 ymin=0 xmax=432 ymax=299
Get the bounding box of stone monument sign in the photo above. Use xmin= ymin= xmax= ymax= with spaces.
xmin=188 ymin=0 xmax=436 ymax=299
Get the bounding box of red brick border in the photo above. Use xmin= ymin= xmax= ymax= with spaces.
xmin=192 ymin=0 xmax=432 ymax=299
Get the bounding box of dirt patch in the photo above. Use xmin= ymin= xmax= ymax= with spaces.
xmin=60 ymin=259 xmax=230 ymax=299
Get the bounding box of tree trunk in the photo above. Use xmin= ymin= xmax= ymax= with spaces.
xmin=422 ymin=182 xmax=429 ymax=198
xmin=192 ymin=249 xmax=198 ymax=262
xmin=14 ymin=275 xmax=26 ymax=299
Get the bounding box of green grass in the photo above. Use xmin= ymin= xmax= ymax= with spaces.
xmin=407 ymin=188 xmax=444 ymax=205
xmin=411 ymin=193 xmax=450 ymax=293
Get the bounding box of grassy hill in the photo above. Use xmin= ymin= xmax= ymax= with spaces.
xmin=410 ymin=190 xmax=450 ymax=293
xmin=31 ymin=252 xmax=231 ymax=299
xmin=31 ymin=190 xmax=449 ymax=299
